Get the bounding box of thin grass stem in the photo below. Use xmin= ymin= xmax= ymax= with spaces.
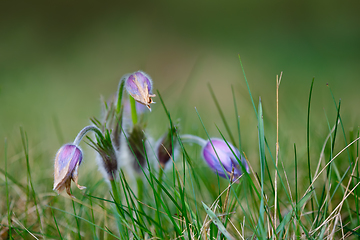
xmin=129 ymin=96 xmax=138 ymax=125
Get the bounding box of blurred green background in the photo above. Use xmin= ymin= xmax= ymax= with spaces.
xmin=1 ymin=1 xmax=359 ymax=160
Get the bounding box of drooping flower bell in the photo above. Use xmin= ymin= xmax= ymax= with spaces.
xmin=202 ymin=138 xmax=249 ymax=180
xmin=124 ymin=71 xmax=156 ymax=111
xmin=53 ymin=144 xmax=85 ymax=196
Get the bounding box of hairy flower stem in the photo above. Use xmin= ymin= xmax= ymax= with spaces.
xmin=180 ymin=134 xmax=207 ymax=147
xmin=129 ymin=96 xmax=138 ymax=125
xmin=73 ymin=125 xmax=103 ymax=146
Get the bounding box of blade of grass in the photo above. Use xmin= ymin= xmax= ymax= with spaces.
xmin=274 ymin=72 xmax=282 ymax=235
xmin=231 ymin=85 xmax=242 ymax=153
xmin=306 ymin=78 xmax=315 ymax=221
xmin=71 ymin=191 xmax=81 ymax=240
xmin=116 ymin=77 xmax=125 ymax=114
xmin=20 ymin=128 xmax=42 ymax=237
xmin=49 ymin=205 xmax=121 ymax=239
xmin=195 ymin=107 xmax=258 ymax=233
xmin=202 ymin=202 xmax=235 ymax=240
xmin=0 ymin=167 xmax=27 ymax=192
xmin=122 ymin=129 xmax=182 ymax=237
xmin=88 ymin=190 xmax=98 ymax=240
xmin=257 ymin=97 xmax=266 ymax=239
xmin=276 ymin=189 xmax=314 ymax=234
xmin=327 ymin=84 xmax=351 ymax=164
xmin=50 ymin=204 xmax=63 ymax=240
xmin=357 ymin=128 xmax=360 ymax=231
xmin=52 ymin=115 xmax=64 ymax=144
xmin=208 ymin=83 xmax=237 ymax=147
xmin=314 ymin=100 xmax=341 ymax=228
xmin=238 ymin=55 xmax=257 ymax=115
xmin=5 ymin=138 xmax=12 ymax=238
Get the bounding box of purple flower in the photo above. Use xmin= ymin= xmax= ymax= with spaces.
xmin=202 ymin=139 xmax=248 ymax=180
xmin=53 ymin=144 xmax=85 ymax=197
xmin=125 ymin=71 xmax=156 ymax=111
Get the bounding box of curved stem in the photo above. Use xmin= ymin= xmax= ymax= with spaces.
xmin=73 ymin=125 xmax=103 ymax=146
xmin=180 ymin=134 xmax=207 ymax=147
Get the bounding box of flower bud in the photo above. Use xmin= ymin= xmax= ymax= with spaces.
xmin=53 ymin=144 xmax=85 ymax=196
xmin=202 ymin=139 xmax=248 ymax=180
xmin=88 ymin=130 xmax=118 ymax=181
xmin=124 ymin=71 xmax=156 ymax=111
xmin=128 ymin=124 xmax=147 ymax=172
xmin=157 ymin=126 xmax=176 ymax=168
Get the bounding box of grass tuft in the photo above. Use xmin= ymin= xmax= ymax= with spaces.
xmin=1 ymin=59 xmax=359 ymax=239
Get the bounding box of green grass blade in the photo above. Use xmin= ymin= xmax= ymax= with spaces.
xmin=48 ymin=205 xmax=121 ymax=239
xmin=50 ymin=204 xmax=63 ymax=240
xmin=257 ymin=97 xmax=266 ymax=239
xmin=306 ymin=78 xmax=315 ymax=221
xmin=52 ymin=115 xmax=64 ymax=144
xmin=231 ymin=85 xmax=242 ymax=154
xmin=208 ymin=83 xmax=237 ymax=147
xmin=116 ymin=77 xmax=125 ymax=114
xmin=0 ymin=167 xmax=27 ymax=192
xmin=71 ymin=192 xmax=82 ymax=240
xmin=327 ymin=84 xmax=351 ymax=164
xmin=357 ymin=128 xmax=360 ymax=230
xmin=294 ymin=144 xmax=298 ymax=218
xmin=5 ymin=138 xmax=12 ymax=238
xmin=202 ymin=202 xmax=235 ymax=240
xmin=20 ymin=127 xmax=42 ymax=237
xmin=238 ymin=55 xmax=257 ymax=115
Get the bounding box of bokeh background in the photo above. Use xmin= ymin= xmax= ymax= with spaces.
xmin=1 ymin=1 xmax=360 ymax=164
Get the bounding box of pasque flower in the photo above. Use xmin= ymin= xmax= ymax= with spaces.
xmin=53 ymin=144 xmax=85 ymax=196
xmin=53 ymin=125 xmax=115 ymax=197
xmin=124 ymin=71 xmax=156 ymax=111
xmin=202 ymin=138 xmax=249 ymax=179
xmin=181 ymin=134 xmax=248 ymax=180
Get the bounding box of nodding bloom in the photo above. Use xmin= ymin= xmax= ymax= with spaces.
xmin=202 ymin=139 xmax=249 ymax=180
xmin=124 ymin=71 xmax=156 ymax=111
xmin=53 ymin=144 xmax=85 ymax=197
